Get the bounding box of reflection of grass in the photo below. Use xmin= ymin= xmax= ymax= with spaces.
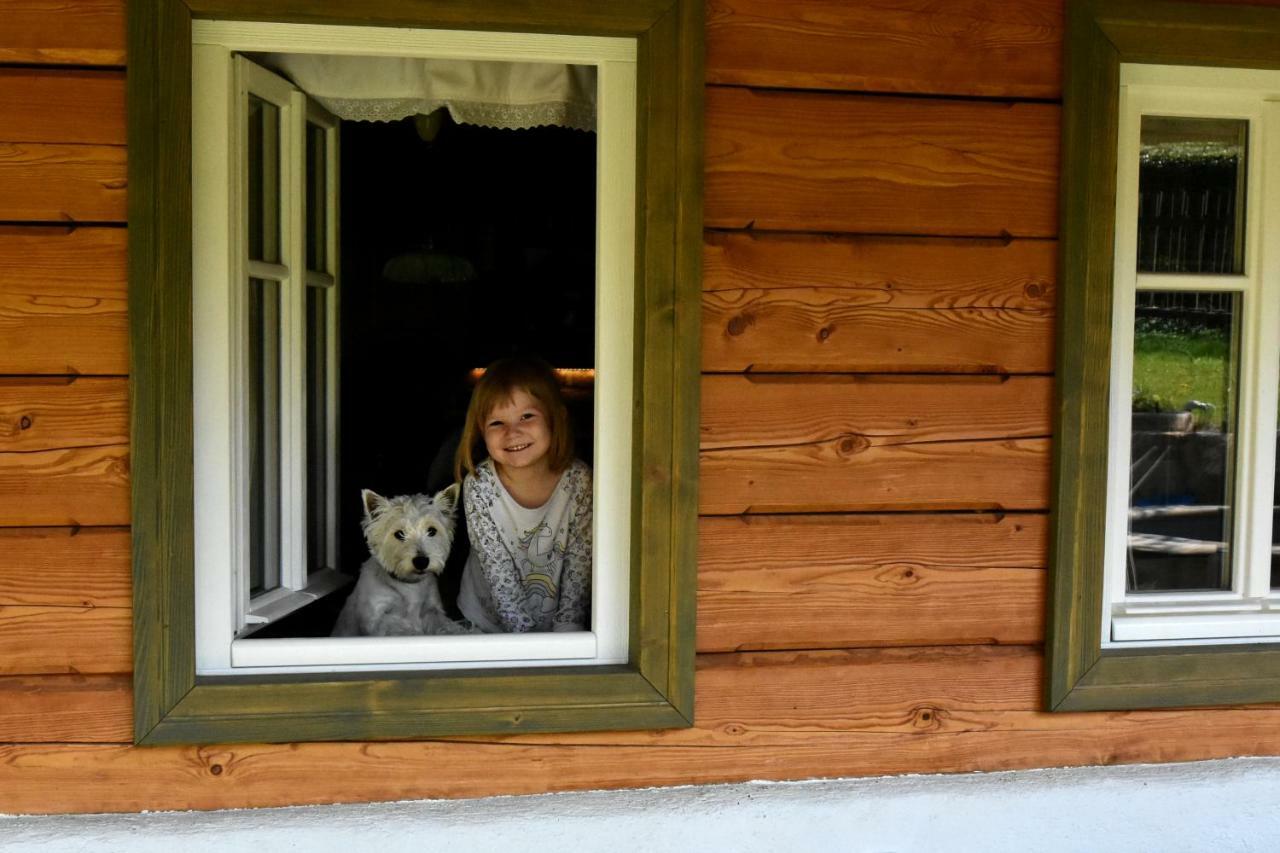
xmin=1132 ymin=317 xmax=1231 ymax=422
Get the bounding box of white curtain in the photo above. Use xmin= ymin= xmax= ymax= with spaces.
xmin=253 ymin=54 xmax=596 ymax=131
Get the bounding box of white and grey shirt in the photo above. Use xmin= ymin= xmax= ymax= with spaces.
xmin=457 ymin=458 xmax=592 ymax=633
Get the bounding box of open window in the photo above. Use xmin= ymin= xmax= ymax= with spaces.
xmin=1049 ymin=0 xmax=1280 ymax=711
xmin=193 ymin=27 xmax=635 ymax=674
xmin=130 ymin=1 xmax=700 ymax=743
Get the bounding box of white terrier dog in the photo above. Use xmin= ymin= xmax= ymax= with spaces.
xmin=331 ymin=485 xmax=471 ymax=637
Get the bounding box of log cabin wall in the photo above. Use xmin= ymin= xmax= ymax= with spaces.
xmin=4 ymin=0 xmax=1280 ymax=815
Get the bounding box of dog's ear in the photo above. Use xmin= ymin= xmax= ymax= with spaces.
xmin=362 ymin=489 xmax=388 ymax=518
xmin=434 ymin=482 xmax=460 ymax=514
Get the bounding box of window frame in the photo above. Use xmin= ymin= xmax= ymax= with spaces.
xmin=1104 ymin=68 xmax=1280 ymax=647
xmin=1049 ymin=0 xmax=1280 ymax=711
xmin=129 ymin=0 xmax=701 ymax=744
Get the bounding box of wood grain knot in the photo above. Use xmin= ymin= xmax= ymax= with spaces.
xmin=911 ymin=706 xmax=943 ymax=731
xmin=726 ymin=313 xmax=753 ymax=337
xmin=836 ymin=433 xmax=869 ymax=456
xmin=722 ymin=722 xmax=747 ymax=737
xmin=209 ymin=764 xmax=223 ymax=776
xmin=19 ymin=415 xmax=32 ymax=430
xmin=1024 ymin=281 xmax=1048 ymax=301
xmin=816 ymin=325 xmax=832 ymax=342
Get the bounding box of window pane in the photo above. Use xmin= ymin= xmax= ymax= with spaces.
xmin=1138 ymin=116 xmax=1247 ymax=274
xmin=306 ymin=122 xmax=327 ymax=272
xmin=249 ymin=278 xmax=281 ymax=596
xmin=247 ymin=95 xmax=281 ymax=264
xmin=306 ymin=285 xmax=329 ymax=575
xmin=1127 ymin=291 xmax=1239 ymax=592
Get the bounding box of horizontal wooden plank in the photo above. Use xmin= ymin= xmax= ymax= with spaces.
xmin=0 ymin=0 xmax=126 ymax=66
xmin=0 ymin=377 xmax=128 ymax=453
xmin=0 ymin=674 xmax=131 ymax=743
xmin=0 ymin=143 xmax=127 ymax=223
xmin=701 ymin=374 xmax=1051 ymax=449
xmin=0 ymin=444 xmax=130 ymax=526
xmin=706 ymin=0 xmax=1062 ymax=98
xmin=697 ymin=513 xmax=1046 ymax=652
xmin=0 ymin=69 xmax=126 ymax=146
xmin=700 ymin=435 xmax=1049 ymax=515
xmin=7 ymin=647 xmax=1280 ymax=813
xmin=0 ymin=604 xmax=130 ymax=676
xmin=699 ymin=375 xmax=1050 ymax=514
xmin=704 ymin=289 xmax=1053 ymax=374
xmin=0 ymin=527 xmax=130 ymax=607
xmin=0 ymin=227 xmax=128 ymax=375
xmin=705 ymin=87 xmax=1059 ymax=237
xmin=703 ymin=234 xmax=1055 ymax=372
xmin=703 ymin=233 xmax=1056 ymax=305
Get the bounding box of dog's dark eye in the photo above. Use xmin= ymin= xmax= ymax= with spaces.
xmin=426 ymin=528 xmax=437 ymax=538
xmin=394 ymin=530 xmax=406 ymax=541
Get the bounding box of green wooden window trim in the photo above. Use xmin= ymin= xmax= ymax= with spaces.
xmin=128 ymin=0 xmax=702 ymax=744
xmin=1049 ymin=0 xmax=1280 ymax=712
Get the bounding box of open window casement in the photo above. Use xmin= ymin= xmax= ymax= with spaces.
xmin=194 ymin=52 xmax=346 ymax=659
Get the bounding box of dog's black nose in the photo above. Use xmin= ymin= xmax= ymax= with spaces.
xmin=412 ymin=555 xmax=430 ymax=573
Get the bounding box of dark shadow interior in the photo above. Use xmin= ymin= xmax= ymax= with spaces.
xmin=254 ymin=113 xmax=597 ymax=637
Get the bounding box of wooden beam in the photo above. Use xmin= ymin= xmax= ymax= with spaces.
xmin=704 ymin=233 xmax=1056 ymax=304
xmin=699 ymin=375 xmax=1051 ymax=514
xmin=0 ymin=377 xmax=128 ymax=453
xmin=700 ymin=436 xmax=1049 ymax=515
xmin=0 ymin=69 xmax=126 ymax=146
xmin=697 ymin=513 xmax=1046 ymax=651
xmin=0 ymin=227 xmax=127 ymax=376
xmin=0 ymin=444 xmax=130 ymax=526
xmin=705 ymin=87 xmax=1059 ymax=237
xmin=7 ymin=646 xmax=1280 ymax=814
xmin=0 ymin=605 xmax=131 ymax=676
xmin=0 ymin=674 xmax=131 ymax=743
xmin=0 ymin=527 xmax=130 ymax=608
xmin=0 ymin=0 xmax=126 ymax=66
xmin=704 ymin=288 xmax=1053 ymax=374
xmin=0 ymin=143 xmax=127 ymax=223
xmin=702 ymin=374 xmax=1051 ymax=449
xmin=706 ymin=0 xmax=1063 ymax=98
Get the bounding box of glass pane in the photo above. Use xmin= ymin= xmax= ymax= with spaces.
xmin=1138 ymin=116 xmax=1247 ymax=274
xmin=306 ymin=122 xmax=327 ymax=272
xmin=249 ymin=278 xmax=281 ymax=596
xmin=1127 ymin=291 xmax=1239 ymax=592
xmin=247 ymin=95 xmax=281 ymax=264
xmin=306 ymin=286 xmax=329 ymax=575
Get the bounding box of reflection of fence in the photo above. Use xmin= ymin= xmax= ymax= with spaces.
xmin=1137 ymin=151 xmax=1240 ymax=273
xmin=1136 ymin=290 xmax=1235 ymax=333
xmin=1136 ymin=291 xmax=1233 ymax=314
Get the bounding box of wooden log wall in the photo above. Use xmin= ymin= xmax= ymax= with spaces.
xmin=4 ymin=0 xmax=1280 ymax=815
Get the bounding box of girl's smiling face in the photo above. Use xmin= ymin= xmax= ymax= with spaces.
xmin=482 ymin=388 xmax=552 ymax=474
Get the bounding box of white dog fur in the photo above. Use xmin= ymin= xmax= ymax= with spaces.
xmin=331 ymin=485 xmax=471 ymax=637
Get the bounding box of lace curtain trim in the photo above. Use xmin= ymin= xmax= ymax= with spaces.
xmin=318 ymin=96 xmax=596 ymax=132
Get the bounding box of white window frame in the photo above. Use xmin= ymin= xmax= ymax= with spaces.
xmin=192 ymin=21 xmax=637 ymax=674
xmin=1104 ymin=63 xmax=1280 ymax=647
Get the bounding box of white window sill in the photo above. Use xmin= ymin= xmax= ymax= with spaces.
xmin=221 ymin=629 xmax=607 ymax=674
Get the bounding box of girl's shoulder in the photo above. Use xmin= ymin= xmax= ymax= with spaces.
xmin=561 ymin=458 xmax=592 ymax=494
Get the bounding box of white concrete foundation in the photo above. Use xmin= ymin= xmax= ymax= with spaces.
xmin=5 ymin=757 xmax=1280 ymax=851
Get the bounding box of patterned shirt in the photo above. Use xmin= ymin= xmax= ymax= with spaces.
xmin=457 ymin=458 xmax=592 ymax=633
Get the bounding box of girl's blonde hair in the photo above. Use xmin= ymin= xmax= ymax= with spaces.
xmin=454 ymin=356 xmax=575 ymax=481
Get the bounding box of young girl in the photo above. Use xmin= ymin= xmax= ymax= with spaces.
xmin=453 ymin=356 xmax=591 ymax=633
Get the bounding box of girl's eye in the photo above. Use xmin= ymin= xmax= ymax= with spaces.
xmin=394 ymin=530 xmax=406 ymax=541
xmin=426 ymin=528 xmax=437 ymax=538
